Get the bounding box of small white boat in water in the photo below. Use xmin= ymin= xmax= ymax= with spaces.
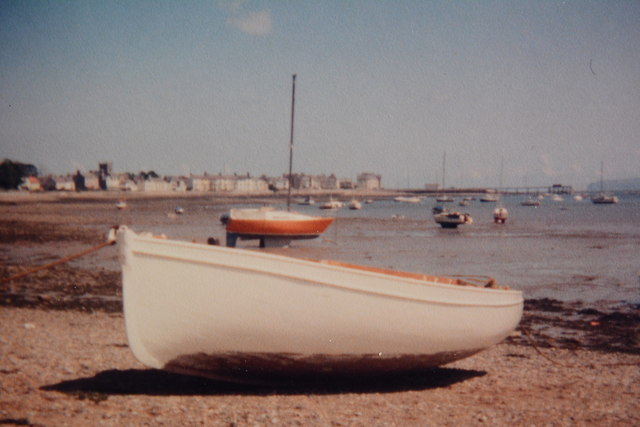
xmin=436 ymin=195 xmax=454 ymax=203
xmin=479 ymin=194 xmax=499 ymax=203
xmin=297 ymin=196 xmax=315 ymax=206
xmin=348 ymin=199 xmax=362 ymax=210
xmin=319 ymin=198 xmax=343 ymax=210
xmin=521 ymin=197 xmax=540 ymax=207
xmin=116 ymin=226 xmax=522 ymax=383
xmin=116 ymin=200 xmax=127 ymax=210
xmin=394 ymin=196 xmax=421 ymax=204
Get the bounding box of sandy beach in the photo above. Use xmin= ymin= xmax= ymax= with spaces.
xmin=1 ymin=192 xmax=638 ymax=426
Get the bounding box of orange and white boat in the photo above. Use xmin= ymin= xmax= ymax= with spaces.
xmin=219 ymin=75 xmax=335 ymax=248
xmin=220 ymin=207 xmax=334 ymax=247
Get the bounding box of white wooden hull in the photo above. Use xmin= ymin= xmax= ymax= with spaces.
xmin=118 ymin=227 xmax=522 ymax=382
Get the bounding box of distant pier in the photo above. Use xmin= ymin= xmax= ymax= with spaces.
xmin=409 ymin=184 xmax=575 ymax=196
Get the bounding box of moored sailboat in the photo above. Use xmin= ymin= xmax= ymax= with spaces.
xmin=591 ymin=162 xmax=618 ymax=204
xmin=221 ymin=75 xmax=334 ymax=247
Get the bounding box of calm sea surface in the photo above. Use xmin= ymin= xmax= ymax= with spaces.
xmin=116 ymin=193 xmax=640 ymax=305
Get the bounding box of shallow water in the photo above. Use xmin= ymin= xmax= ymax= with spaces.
xmin=101 ymin=194 xmax=640 ymax=305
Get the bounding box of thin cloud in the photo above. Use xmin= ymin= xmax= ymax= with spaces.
xmin=227 ymin=10 xmax=272 ymax=36
xmin=538 ymin=153 xmax=558 ymax=178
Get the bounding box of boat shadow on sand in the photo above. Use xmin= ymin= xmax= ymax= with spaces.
xmin=41 ymin=367 xmax=486 ymax=398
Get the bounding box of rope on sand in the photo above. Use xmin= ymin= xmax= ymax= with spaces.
xmin=0 ymin=227 xmax=118 ymax=285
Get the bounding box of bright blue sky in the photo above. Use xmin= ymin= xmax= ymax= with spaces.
xmin=1 ymin=1 xmax=639 ymax=189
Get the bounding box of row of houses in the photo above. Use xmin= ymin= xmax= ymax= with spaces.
xmin=19 ymin=170 xmax=382 ymax=194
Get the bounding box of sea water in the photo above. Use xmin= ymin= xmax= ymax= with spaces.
xmin=116 ymin=194 xmax=640 ymax=305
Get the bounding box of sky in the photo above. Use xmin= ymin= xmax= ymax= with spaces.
xmin=1 ymin=0 xmax=639 ymax=190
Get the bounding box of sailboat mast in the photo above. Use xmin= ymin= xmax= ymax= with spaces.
xmin=442 ymin=152 xmax=446 ymax=191
xmin=287 ymin=74 xmax=296 ymax=211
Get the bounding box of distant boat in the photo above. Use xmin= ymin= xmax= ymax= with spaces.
xmin=174 ymin=206 xmax=184 ymax=215
xmin=348 ymin=199 xmax=362 ymax=210
xmin=434 ymin=210 xmax=473 ymax=229
xmin=394 ymin=196 xmax=421 ymax=204
xmin=551 ymin=194 xmax=564 ymax=202
xmin=592 ymin=194 xmax=618 ymax=204
xmin=436 ymin=195 xmax=454 ymax=203
xmin=458 ymin=197 xmax=471 ymax=207
xmin=221 ymin=74 xmax=334 ymax=247
xmin=521 ymin=197 xmax=540 ymax=207
xmin=297 ymin=196 xmax=315 ymax=206
xmin=116 ymin=226 xmax=523 ymax=383
xmin=492 ymin=156 xmax=508 ymax=224
xmin=479 ymin=193 xmax=499 ymax=203
xmin=116 ymin=200 xmax=127 ymax=210
xmin=493 ymin=207 xmax=508 ymax=224
xmin=592 ymin=161 xmax=618 ymax=204
xmin=319 ymin=198 xmax=343 ymax=210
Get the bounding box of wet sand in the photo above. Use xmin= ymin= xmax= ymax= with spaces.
xmin=1 ymin=193 xmax=638 ymax=426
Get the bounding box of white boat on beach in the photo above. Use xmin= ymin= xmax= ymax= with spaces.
xmin=116 ymin=226 xmax=523 ymax=383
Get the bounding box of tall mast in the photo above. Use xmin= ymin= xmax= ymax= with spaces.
xmin=287 ymin=74 xmax=296 ymax=211
xmin=442 ymin=151 xmax=446 ymax=191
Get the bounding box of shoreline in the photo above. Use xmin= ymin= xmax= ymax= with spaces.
xmin=0 ymin=189 xmax=408 ymax=205
xmin=1 ymin=194 xmax=638 ymax=425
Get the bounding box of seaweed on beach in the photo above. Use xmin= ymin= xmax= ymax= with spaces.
xmin=0 ymin=264 xmax=122 ymax=313
xmin=0 ymin=220 xmax=101 ymax=244
xmin=511 ymin=298 xmax=640 ymax=355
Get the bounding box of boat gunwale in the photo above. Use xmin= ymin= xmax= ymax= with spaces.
xmin=123 ymin=231 xmax=523 ymax=307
